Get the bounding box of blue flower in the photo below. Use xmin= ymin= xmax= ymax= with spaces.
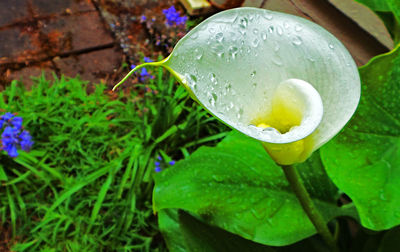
xmin=140 ymin=15 xmax=147 ymax=22
xmin=162 ymin=6 xmax=188 ymax=27
xmin=155 ymin=159 xmax=162 ymax=172
xmin=143 ymin=57 xmax=153 ymax=63
xmin=1 ymin=126 xmax=20 ymax=158
xmin=11 ymin=117 xmax=23 ymax=130
xmin=0 ymin=112 xmax=33 ymax=158
xmin=19 ymin=130 xmax=34 ymax=151
xmin=1 ymin=112 xmax=14 ymax=121
xmin=4 ymin=143 xmax=18 ymax=158
xmin=168 ymin=160 xmax=176 ymax=165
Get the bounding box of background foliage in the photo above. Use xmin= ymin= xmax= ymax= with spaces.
xmin=0 ymin=70 xmax=227 ymax=251
xmin=2 ymin=1 xmax=400 ymax=252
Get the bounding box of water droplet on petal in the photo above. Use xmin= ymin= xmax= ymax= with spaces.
xmin=252 ymin=38 xmax=260 ymax=47
xmin=211 ymin=44 xmax=225 ymax=57
xmin=284 ymin=22 xmax=290 ymax=29
xmin=185 ymin=73 xmax=198 ymax=87
xmin=190 ymin=32 xmax=199 ymax=39
xmin=277 ymin=25 xmax=283 ymax=36
xmin=189 ymin=74 xmax=197 ymax=83
xmin=239 ymin=17 xmax=248 ymax=29
xmin=225 ymin=83 xmax=231 ymax=92
xmin=272 ymin=55 xmax=283 ymax=66
xmin=329 ymin=44 xmax=334 ymax=49
xmin=251 ymin=71 xmax=256 ymax=77
xmin=295 ymin=24 xmax=303 ymax=32
xmin=229 ymin=46 xmax=239 ymax=59
xmin=263 ymin=12 xmax=273 ymax=20
xmin=194 ymin=48 xmax=203 ymax=60
xmin=237 ymin=108 xmax=244 ymax=119
xmin=268 ymin=26 xmax=274 ymax=33
xmin=212 ymin=92 xmax=218 ymax=102
xmin=253 ymin=28 xmax=259 ymax=34
xmin=263 ymin=127 xmax=280 ymax=134
xmin=215 ymin=32 xmax=224 ymax=42
xmin=210 ymin=73 xmax=217 ymax=83
xmin=274 ymin=42 xmax=280 ymax=52
xmin=261 ymin=31 xmax=267 ymax=41
xmin=292 ymin=36 xmax=302 ymax=46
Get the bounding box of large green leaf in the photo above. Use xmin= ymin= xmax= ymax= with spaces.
xmin=154 ymin=131 xmax=356 ymax=246
xmin=158 ymin=209 xmax=276 ymax=252
xmin=321 ymin=45 xmax=400 ymax=230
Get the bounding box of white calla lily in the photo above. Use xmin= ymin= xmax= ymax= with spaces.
xmin=115 ymin=7 xmax=361 ymax=165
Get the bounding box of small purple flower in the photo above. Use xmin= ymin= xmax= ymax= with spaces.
xmin=168 ymin=160 xmax=176 ymax=165
xmin=155 ymin=166 xmax=162 ymax=172
xmin=162 ymin=6 xmax=187 ymax=27
xmin=140 ymin=15 xmax=147 ymax=22
xmin=11 ymin=117 xmax=23 ymax=130
xmin=157 ymin=155 xmax=162 ymax=161
xmin=155 ymin=161 xmax=161 ymax=167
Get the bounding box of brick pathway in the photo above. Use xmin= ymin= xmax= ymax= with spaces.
xmin=1 ymin=0 xmax=391 ymax=91
xmin=0 ymin=0 xmax=121 ymax=90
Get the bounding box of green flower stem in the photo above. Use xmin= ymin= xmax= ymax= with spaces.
xmin=112 ymin=61 xmax=164 ymax=91
xmin=281 ymin=165 xmax=338 ymax=252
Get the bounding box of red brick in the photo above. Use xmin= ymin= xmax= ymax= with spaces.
xmin=53 ymin=47 xmax=121 ymax=84
xmin=0 ymin=0 xmax=30 ymax=27
xmin=31 ymin=0 xmax=95 ymax=16
xmin=40 ymin=12 xmax=114 ymax=55
xmin=7 ymin=61 xmax=55 ymax=89
xmin=0 ymin=27 xmax=43 ymax=64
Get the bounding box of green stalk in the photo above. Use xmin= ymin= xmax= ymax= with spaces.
xmin=281 ymin=165 xmax=339 ymax=252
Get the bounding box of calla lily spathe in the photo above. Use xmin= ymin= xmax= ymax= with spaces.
xmin=115 ymin=8 xmax=361 ymax=165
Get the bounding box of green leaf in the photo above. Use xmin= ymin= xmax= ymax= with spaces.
xmin=154 ymin=131 xmax=355 ymax=246
xmin=158 ymin=209 xmax=276 ymax=252
xmin=321 ymin=45 xmax=400 ymax=230
xmin=0 ymin=164 xmax=8 ymax=181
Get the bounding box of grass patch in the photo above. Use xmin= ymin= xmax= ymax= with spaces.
xmin=0 ymin=68 xmax=228 ymax=251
